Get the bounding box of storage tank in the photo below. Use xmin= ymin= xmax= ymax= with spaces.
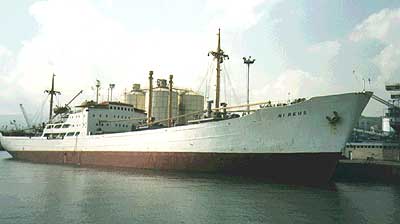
xmin=124 ymin=84 xmax=145 ymax=110
xmin=145 ymin=79 xmax=178 ymax=125
xmin=178 ymin=91 xmax=204 ymax=124
xmin=382 ymin=117 xmax=394 ymax=133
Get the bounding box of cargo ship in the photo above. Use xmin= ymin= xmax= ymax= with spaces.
xmin=0 ymin=30 xmax=372 ymax=183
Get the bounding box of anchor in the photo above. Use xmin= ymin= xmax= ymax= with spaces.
xmin=326 ymin=111 xmax=340 ymax=125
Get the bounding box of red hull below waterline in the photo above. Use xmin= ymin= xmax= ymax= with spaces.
xmin=7 ymin=151 xmax=341 ymax=184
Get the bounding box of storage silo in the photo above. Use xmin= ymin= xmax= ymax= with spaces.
xmin=178 ymin=91 xmax=204 ymax=124
xmin=382 ymin=117 xmax=394 ymax=133
xmin=125 ymin=84 xmax=146 ymax=110
xmin=145 ymin=79 xmax=178 ymax=125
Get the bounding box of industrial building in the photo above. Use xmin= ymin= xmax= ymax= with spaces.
xmin=344 ymin=142 xmax=400 ymax=161
xmin=121 ymin=78 xmax=204 ymax=126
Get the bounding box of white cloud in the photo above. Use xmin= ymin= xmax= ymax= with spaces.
xmin=307 ymin=40 xmax=341 ymax=59
xmin=1 ymin=0 xmax=282 ymax=116
xmin=5 ymin=0 xmax=212 ymax=109
xmin=252 ymin=69 xmax=333 ymax=103
xmin=347 ymin=8 xmax=400 ymax=116
xmin=349 ymin=8 xmax=400 ymax=43
xmin=0 ymin=45 xmax=14 ymax=75
xmin=373 ymin=44 xmax=400 ymax=83
xmin=205 ymin=0 xmax=281 ymax=31
xmin=349 ymin=8 xmax=400 ymax=85
xmin=306 ymin=40 xmax=341 ymax=76
xmin=0 ymin=45 xmax=16 ymax=99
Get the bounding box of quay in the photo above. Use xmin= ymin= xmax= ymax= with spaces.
xmin=334 ymin=159 xmax=400 ymax=183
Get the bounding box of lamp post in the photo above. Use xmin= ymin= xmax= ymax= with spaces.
xmin=95 ymin=80 xmax=101 ymax=103
xmin=243 ymin=56 xmax=255 ymax=113
xmin=109 ymin=84 xmax=115 ymax=102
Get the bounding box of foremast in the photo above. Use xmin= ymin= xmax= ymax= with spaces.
xmin=44 ymin=74 xmax=60 ymax=121
xmin=208 ymin=29 xmax=229 ymax=110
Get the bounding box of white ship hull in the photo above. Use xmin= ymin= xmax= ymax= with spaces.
xmin=0 ymin=92 xmax=372 ymax=183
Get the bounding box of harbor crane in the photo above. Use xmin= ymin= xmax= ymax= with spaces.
xmin=371 ymin=94 xmax=399 ymax=108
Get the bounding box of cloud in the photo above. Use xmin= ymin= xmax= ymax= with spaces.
xmin=205 ymin=0 xmax=281 ymax=31
xmin=306 ymin=40 xmax=341 ymax=76
xmin=349 ymin=8 xmax=400 ymax=43
xmin=5 ymin=0 xmax=212 ymax=109
xmin=346 ymin=8 xmax=400 ymax=116
xmin=349 ymin=8 xmax=400 ymax=84
xmin=0 ymin=45 xmax=16 ymax=99
xmin=373 ymin=43 xmax=400 ymax=83
xmin=1 ymin=0 xmax=282 ymax=117
xmin=252 ymin=69 xmax=333 ymax=103
xmin=307 ymin=40 xmax=341 ymax=59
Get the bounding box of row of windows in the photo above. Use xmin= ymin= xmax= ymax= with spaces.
xmin=109 ymin=106 xmax=134 ymax=111
xmin=69 ymin=115 xmax=84 ymax=119
xmin=278 ymin=111 xmax=307 ymax=118
xmin=346 ymin=145 xmax=398 ymax=149
xmin=95 ymin=123 xmax=129 ymax=128
xmin=92 ymin=114 xmax=131 ymax=119
xmin=46 ymin=124 xmax=70 ymax=129
xmin=47 ymin=123 xmax=84 ymax=129
xmin=43 ymin=132 xmax=80 ymax=138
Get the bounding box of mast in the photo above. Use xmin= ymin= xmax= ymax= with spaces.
xmin=168 ymin=74 xmax=174 ymax=127
xmin=44 ymin=73 xmax=60 ymax=121
xmin=208 ymin=28 xmax=229 ymax=110
xmin=147 ymin=71 xmax=154 ymax=126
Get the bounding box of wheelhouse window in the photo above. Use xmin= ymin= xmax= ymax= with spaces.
xmin=54 ymin=125 xmax=62 ymax=129
xmin=67 ymin=132 xmax=75 ymax=137
xmin=62 ymin=124 xmax=70 ymax=128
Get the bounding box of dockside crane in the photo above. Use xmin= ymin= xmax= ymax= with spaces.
xmin=371 ymin=94 xmax=399 ymax=108
xmin=371 ymin=83 xmax=400 ymax=137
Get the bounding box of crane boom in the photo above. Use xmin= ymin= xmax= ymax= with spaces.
xmin=371 ymin=94 xmax=399 ymax=108
xmin=19 ymin=104 xmax=32 ymax=128
xmin=66 ymin=90 xmax=83 ymax=107
xmin=52 ymin=90 xmax=84 ymax=118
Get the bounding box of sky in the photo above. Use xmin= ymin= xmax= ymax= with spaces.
xmin=1 ymin=0 xmax=400 ymax=126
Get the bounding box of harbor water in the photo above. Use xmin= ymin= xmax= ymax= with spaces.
xmin=0 ymin=151 xmax=399 ymax=224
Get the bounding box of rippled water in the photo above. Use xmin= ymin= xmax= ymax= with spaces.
xmin=0 ymin=151 xmax=399 ymax=224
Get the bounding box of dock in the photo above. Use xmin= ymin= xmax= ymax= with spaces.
xmin=334 ymin=159 xmax=400 ymax=183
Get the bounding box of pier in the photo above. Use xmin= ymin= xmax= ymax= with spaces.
xmin=334 ymin=159 xmax=400 ymax=183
